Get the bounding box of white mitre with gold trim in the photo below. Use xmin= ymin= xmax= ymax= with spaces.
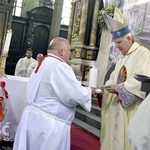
xmin=103 ymin=7 xmax=130 ymax=39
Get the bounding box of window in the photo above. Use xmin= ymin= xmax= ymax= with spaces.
xmin=13 ymin=0 xmax=23 ymax=17
xmin=12 ymin=0 xmax=72 ymax=25
xmin=61 ymin=0 xmax=72 ymax=25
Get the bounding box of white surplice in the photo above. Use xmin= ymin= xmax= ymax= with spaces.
xmin=26 ymin=61 xmax=38 ymax=77
xmin=128 ymin=93 xmax=150 ymax=150
xmin=13 ymin=54 xmax=92 ymax=150
xmin=15 ymin=57 xmax=36 ymax=77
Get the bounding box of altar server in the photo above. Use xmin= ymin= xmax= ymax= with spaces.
xmin=27 ymin=53 xmax=44 ymax=77
xmin=13 ymin=37 xmax=97 ymax=150
xmin=15 ymin=48 xmax=36 ymax=77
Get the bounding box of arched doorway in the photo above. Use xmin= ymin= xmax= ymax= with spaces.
xmin=32 ymin=25 xmax=50 ymax=58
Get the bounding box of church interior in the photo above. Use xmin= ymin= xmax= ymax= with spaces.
xmin=0 ymin=0 xmax=150 ymax=149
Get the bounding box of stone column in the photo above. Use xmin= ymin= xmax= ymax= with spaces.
xmin=49 ymin=0 xmax=64 ymax=41
xmin=89 ymin=0 xmax=100 ymax=46
xmin=78 ymin=0 xmax=89 ymax=44
xmin=67 ymin=1 xmax=76 ymax=43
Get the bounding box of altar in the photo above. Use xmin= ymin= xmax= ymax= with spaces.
xmin=0 ymin=75 xmax=28 ymax=148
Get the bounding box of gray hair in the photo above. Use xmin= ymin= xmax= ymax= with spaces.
xmin=124 ymin=33 xmax=135 ymax=40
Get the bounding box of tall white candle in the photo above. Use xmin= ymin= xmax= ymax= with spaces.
xmin=3 ymin=29 xmax=12 ymax=53
xmin=88 ymin=62 xmax=98 ymax=87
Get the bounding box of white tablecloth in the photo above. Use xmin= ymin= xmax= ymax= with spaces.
xmin=0 ymin=75 xmax=28 ymax=141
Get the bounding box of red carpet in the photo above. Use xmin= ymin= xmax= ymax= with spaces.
xmin=71 ymin=124 xmax=100 ymax=150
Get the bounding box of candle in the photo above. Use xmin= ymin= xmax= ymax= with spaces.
xmin=3 ymin=29 xmax=12 ymax=53
xmin=88 ymin=62 xmax=99 ymax=87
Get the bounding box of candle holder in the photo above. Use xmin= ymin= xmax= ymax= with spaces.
xmin=0 ymin=52 xmax=8 ymax=77
xmin=0 ymin=29 xmax=12 ymax=77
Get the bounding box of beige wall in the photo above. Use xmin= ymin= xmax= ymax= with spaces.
xmin=21 ymin=0 xmax=39 ymax=18
xmin=20 ymin=0 xmax=71 ymax=26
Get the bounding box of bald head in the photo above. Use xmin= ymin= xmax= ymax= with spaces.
xmin=48 ymin=37 xmax=70 ymax=50
xmin=47 ymin=37 xmax=71 ymax=63
xmin=36 ymin=53 xmax=44 ymax=62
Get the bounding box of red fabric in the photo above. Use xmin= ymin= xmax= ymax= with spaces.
xmin=35 ymin=55 xmax=63 ymax=73
xmin=0 ymin=81 xmax=8 ymax=122
xmin=0 ymin=81 xmax=8 ymax=98
xmin=35 ymin=56 xmax=45 ymax=73
xmin=0 ymin=103 xmax=2 ymax=122
xmin=97 ymin=93 xmax=103 ymax=108
xmin=71 ymin=124 xmax=100 ymax=150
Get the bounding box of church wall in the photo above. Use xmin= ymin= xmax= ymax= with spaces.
xmin=5 ymin=15 xmax=68 ymax=76
xmin=21 ymin=0 xmax=39 ymax=18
